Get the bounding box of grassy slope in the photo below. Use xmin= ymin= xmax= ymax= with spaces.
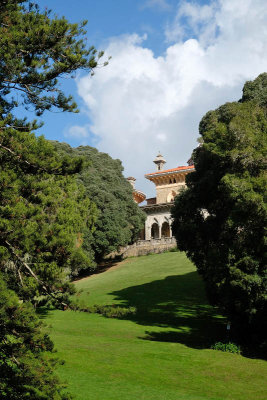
xmin=45 ymin=252 xmax=267 ymax=400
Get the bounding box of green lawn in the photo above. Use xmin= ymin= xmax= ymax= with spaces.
xmin=44 ymin=252 xmax=267 ymax=400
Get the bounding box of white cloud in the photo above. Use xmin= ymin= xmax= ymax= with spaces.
xmin=64 ymin=124 xmax=93 ymax=145
xmin=156 ymin=133 xmax=167 ymax=142
xmin=76 ymin=0 xmax=267 ymax=198
xmin=165 ymin=1 xmax=219 ymax=44
xmin=142 ymin=0 xmax=172 ymax=11
xmin=65 ymin=125 xmax=89 ymax=139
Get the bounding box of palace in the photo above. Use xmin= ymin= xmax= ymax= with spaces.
xmin=129 ymin=153 xmax=194 ymax=242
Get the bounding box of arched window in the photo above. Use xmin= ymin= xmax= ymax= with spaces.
xmin=167 ymin=190 xmax=177 ymax=203
xmin=151 ymin=223 xmax=160 ymax=239
xmin=138 ymin=228 xmax=145 ymax=240
xmin=161 ymin=222 xmax=170 ymax=238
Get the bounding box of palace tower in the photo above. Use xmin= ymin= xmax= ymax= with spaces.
xmin=140 ymin=153 xmax=194 ymax=240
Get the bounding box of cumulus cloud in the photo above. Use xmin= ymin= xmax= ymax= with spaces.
xmin=165 ymin=1 xmax=219 ymax=44
xmin=75 ymin=0 xmax=267 ymax=198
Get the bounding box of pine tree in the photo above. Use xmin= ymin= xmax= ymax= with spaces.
xmin=0 ymin=1 xmax=103 ymax=397
xmin=0 ymin=276 xmax=72 ymax=400
xmin=0 ymin=129 xmax=96 ymax=303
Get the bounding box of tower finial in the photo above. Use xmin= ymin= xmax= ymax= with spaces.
xmin=153 ymin=152 xmax=166 ymax=171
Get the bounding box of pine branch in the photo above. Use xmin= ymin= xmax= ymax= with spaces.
xmin=2 ymin=338 xmax=21 ymax=366
xmin=0 ymin=140 xmax=67 ymax=175
xmin=4 ymin=240 xmax=68 ymax=308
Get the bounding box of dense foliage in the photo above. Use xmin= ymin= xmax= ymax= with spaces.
xmin=0 ymin=1 xmax=102 ymax=398
xmin=172 ymin=73 xmax=267 ymax=345
xmin=53 ymin=143 xmax=146 ymax=263
xmin=0 ymin=130 xmax=96 ymax=302
xmin=0 ymin=276 xmax=71 ymax=400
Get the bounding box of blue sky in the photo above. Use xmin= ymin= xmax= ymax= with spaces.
xmin=36 ymin=0 xmax=188 ymax=146
xmin=37 ymin=0 xmax=179 ymax=144
xmin=29 ymin=1 xmax=267 ymax=197
xmin=40 ymin=0 xmax=183 ymax=54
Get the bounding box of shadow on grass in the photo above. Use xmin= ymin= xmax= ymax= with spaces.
xmin=36 ymin=306 xmax=55 ymax=319
xmin=73 ymin=256 xmax=124 ymax=281
xmin=109 ymin=271 xmax=226 ymax=349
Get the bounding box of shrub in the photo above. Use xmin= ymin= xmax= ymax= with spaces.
xmin=211 ymin=342 xmax=241 ymax=354
xmin=71 ymin=301 xmax=136 ymax=318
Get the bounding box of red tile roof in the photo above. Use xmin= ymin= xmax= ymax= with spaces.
xmin=145 ymin=165 xmax=194 ymax=176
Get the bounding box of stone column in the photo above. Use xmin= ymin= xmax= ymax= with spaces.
xmin=145 ymin=222 xmax=151 ymax=240
xmin=158 ymin=223 xmax=162 ymax=239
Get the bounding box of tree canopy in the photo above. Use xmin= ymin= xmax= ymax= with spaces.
xmin=0 ymin=1 xmax=102 ymax=398
xmin=0 ymin=0 xmax=101 ymax=305
xmin=53 ymin=143 xmax=146 ymax=264
xmin=172 ymin=73 xmax=267 ymax=346
xmin=0 ymin=130 xmax=96 ymax=303
xmin=0 ymin=0 xmax=103 ymax=118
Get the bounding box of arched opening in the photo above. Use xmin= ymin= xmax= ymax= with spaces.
xmin=161 ymin=221 xmax=170 ymax=238
xmin=167 ymin=190 xmax=177 ymax=203
xmin=151 ymin=223 xmax=160 ymax=239
xmin=138 ymin=228 xmax=145 ymax=240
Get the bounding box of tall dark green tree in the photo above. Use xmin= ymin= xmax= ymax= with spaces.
xmin=53 ymin=143 xmax=146 ymax=263
xmin=0 ymin=1 xmax=103 ymax=398
xmin=172 ymin=73 xmax=267 ymax=345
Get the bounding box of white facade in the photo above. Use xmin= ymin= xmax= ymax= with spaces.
xmin=142 ymin=204 xmax=173 ymax=240
xmin=140 ymin=154 xmax=194 ymax=241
